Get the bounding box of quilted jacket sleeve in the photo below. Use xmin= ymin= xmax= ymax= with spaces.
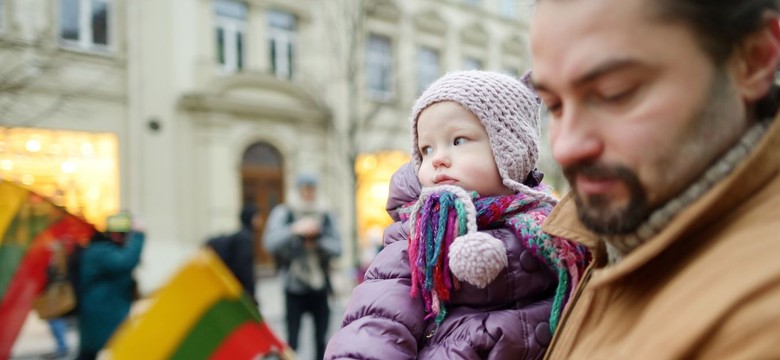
xmin=324 ymin=239 xmax=427 ymax=359
xmin=325 ymin=163 xmax=426 ymax=360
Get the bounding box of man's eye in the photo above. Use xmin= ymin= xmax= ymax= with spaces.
xmin=453 ymin=137 xmax=467 ymax=146
xmin=600 ymin=85 xmax=638 ymax=104
xmin=544 ymin=102 xmax=562 ymax=117
xmin=607 ymin=90 xmax=635 ymax=103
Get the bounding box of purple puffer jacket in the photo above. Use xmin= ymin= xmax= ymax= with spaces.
xmin=325 ymin=163 xmax=557 ymax=360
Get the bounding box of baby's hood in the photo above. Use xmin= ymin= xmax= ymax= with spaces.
xmin=385 ymin=162 xmax=421 ymax=221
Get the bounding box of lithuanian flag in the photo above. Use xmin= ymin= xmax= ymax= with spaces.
xmin=105 ymin=249 xmax=294 ymax=360
xmin=0 ymin=179 xmax=95 ymax=359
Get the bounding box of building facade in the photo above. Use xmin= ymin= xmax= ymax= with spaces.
xmin=0 ymin=0 xmax=548 ymax=292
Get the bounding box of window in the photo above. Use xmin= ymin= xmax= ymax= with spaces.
xmin=59 ymin=0 xmax=111 ymax=51
xmin=214 ymin=0 xmax=247 ymax=73
xmin=268 ymin=10 xmax=297 ymax=79
xmin=0 ymin=0 xmax=5 ymax=33
xmin=500 ymin=0 xmax=518 ymax=18
xmin=417 ymin=47 xmax=440 ymax=94
xmin=462 ymin=57 xmax=482 ymax=70
xmin=366 ymin=34 xmax=394 ymax=101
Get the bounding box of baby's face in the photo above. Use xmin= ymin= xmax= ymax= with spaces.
xmin=416 ymin=101 xmax=512 ymax=196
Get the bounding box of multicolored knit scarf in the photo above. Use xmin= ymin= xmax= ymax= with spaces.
xmin=401 ymin=185 xmax=590 ymax=333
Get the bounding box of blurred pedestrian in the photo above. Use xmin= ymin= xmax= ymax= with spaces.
xmin=263 ymin=173 xmax=342 ymax=360
xmin=206 ymin=204 xmax=260 ymax=304
xmin=35 ymin=242 xmax=73 ymax=359
xmin=530 ymin=0 xmax=780 ymax=358
xmin=42 ymin=317 xmax=69 ymax=359
xmin=76 ymin=212 xmax=144 ymax=360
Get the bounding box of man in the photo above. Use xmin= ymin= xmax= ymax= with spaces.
xmin=263 ymin=173 xmax=342 ymax=360
xmin=530 ymin=0 xmax=780 ymax=358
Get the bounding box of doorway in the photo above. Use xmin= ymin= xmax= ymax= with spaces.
xmin=240 ymin=142 xmax=284 ymax=271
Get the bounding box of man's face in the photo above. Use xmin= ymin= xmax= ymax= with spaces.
xmin=530 ymin=0 xmax=748 ymax=234
xmin=299 ymin=185 xmax=317 ymax=203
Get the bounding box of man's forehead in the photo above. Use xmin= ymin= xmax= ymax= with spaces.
xmin=530 ymin=0 xmax=657 ymax=87
xmin=531 ymin=0 xmax=651 ymax=40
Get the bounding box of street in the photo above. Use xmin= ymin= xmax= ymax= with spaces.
xmin=10 ymin=268 xmax=354 ymax=360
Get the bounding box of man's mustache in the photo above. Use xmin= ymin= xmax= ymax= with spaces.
xmin=563 ymin=162 xmax=636 ymax=184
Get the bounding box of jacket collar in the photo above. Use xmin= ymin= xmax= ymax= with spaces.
xmin=543 ymin=113 xmax=780 ymax=285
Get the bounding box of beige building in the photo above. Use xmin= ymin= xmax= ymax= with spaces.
xmin=0 ymin=0 xmax=553 ymax=292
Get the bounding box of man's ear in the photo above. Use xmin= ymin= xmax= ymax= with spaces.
xmin=733 ymin=12 xmax=780 ymax=103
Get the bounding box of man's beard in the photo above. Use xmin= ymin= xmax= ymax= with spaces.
xmin=566 ymin=163 xmax=648 ymax=234
xmin=564 ymin=69 xmax=738 ymax=235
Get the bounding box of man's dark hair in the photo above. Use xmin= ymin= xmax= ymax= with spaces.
xmin=655 ymin=0 xmax=779 ymax=64
xmin=655 ymin=0 xmax=780 ymax=118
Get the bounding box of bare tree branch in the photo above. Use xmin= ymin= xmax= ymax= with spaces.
xmin=0 ymin=33 xmax=99 ymax=128
xmin=321 ymin=0 xmax=398 ymax=266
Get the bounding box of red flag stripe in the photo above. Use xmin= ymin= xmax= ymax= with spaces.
xmin=209 ymin=321 xmax=288 ymax=360
xmin=0 ymin=212 xmax=94 ymax=359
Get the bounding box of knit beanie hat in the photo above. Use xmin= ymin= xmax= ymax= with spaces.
xmin=408 ymin=70 xmax=560 ymax=294
xmin=410 ymin=70 xmax=555 ymax=203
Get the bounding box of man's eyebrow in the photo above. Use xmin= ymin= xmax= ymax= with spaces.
xmin=532 ymin=58 xmax=639 ymax=93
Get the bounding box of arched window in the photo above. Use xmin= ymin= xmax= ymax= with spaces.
xmin=242 ymin=141 xmax=283 ymax=168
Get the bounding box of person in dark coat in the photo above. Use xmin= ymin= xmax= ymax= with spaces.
xmin=77 ymin=212 xmax=144 ymax=360
xmin=207 ymin=204 xmax=260 ymax=303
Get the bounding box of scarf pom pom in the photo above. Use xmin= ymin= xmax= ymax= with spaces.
xmin=449 ymin=232 xmax=507 ymax=288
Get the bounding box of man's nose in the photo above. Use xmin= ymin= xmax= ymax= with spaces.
xmin=550 ymin=110 xmax=603 ymax=169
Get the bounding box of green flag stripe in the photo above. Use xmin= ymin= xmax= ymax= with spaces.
xmin=168 ymin=295 xmax=262 ymax=360
xmin=0 ymin=199 xmax=63 ymax=299
xmin=0 ymin=245 xmax=26 ymax=300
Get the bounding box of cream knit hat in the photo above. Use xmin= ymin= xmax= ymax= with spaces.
xmin=410 ymin=70 xmax=554 ymax=203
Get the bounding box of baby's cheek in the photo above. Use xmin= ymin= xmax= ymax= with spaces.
xmin=418 ymin=169 xmax=435 ymax=187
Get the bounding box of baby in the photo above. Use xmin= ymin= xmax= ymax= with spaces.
xmin=326 ymin=70 xmax=589 ymax=359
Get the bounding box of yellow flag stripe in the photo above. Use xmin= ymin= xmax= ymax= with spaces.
xmin=105 ymin=249 xmax=244 ymax=360
xmin=0 ymin=182 xmax=30 ymax=246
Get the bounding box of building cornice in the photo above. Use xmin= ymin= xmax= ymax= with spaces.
xmin=414 ymin=9 xmax=447 ymax=35
xmin=461 ymin=22 xmax=489 ymax=46
xmin=250 ymin=0 xmax=313 ymax=23
xmin=367 ymin=0 xmax=401 ymax=23
xmin=179 ymin=73 xmax=330 ymax=124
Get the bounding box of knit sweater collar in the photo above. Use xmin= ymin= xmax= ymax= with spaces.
xmin=603 ymin=120 xmax=770 ymax=264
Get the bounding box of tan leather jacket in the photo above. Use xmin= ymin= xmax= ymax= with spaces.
xmin=542 ymin=114 xmax=780 ymax=359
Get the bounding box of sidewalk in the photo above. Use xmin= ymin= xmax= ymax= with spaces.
xmin=255 ymin=267 xmax=353 ymax=360
xmin=10 ymin=267 xmax=355 ymax=360
xmin=9 ymin=315 xmax=78 ymax=360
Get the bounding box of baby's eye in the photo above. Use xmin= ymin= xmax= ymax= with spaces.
xmin=453 ymin=137 xmax=467 ymax=146
xmin=420 ymin=146 xmax=433 ymax=157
